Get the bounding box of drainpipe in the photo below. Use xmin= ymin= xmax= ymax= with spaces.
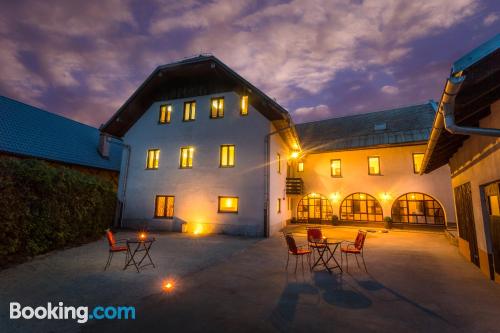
xmin=102 ymin=133 xmax=131 ymax=228
xmin=264 ymin=122 xmax=292 ymax=238
xmin=420 ymin=75 xmax=500 ymax=175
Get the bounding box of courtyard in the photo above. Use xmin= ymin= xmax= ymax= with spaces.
xmin=1 ymin=227 xmax=500 ymax=332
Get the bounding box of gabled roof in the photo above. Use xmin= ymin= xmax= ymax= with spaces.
xmin=0 ymin=96 xmax=122 ymax=171
xmin=101 ymin=54 xmax=295 ymax=139
xmin=296 ymin=103 xmax=436 ymax=153
xmin=422 ymin=34 xmax=500 ymax=173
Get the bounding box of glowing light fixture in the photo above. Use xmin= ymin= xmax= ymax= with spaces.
xmin=290 ymin=151 xmax=300 ymax=159
xmin=162 ymin=280 xmax=175 ymax=292
xmin=381 ymin=192 xmax=391 ymax=202
xmin=329 ymin=192 xmax=340 ymax=202
xmin=193 ymin=224 xmax=204 ymax=235
xmin=139 ymin=232 xmax=147 ymax=240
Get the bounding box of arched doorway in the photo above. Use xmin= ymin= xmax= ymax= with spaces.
xmin=392 ymin=192 xmax=445 ymax=225
xmin=297 ymin=193 xmax=333 ymax=223
xmin=340 ymin=193 xmax=383 ymax=222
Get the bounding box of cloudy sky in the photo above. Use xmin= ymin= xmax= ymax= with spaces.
xmin=0 ymin=0 xmax=498 ymax=126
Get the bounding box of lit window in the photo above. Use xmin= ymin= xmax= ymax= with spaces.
xmin=277 ymin=198 xmax=281 ymax=214
xmin=155 ymin=195 xmax=174 ymax=218
xmin=297 ymin=162 xmax=304 ymax=172
xmin=183 ymin=101 xmax=196 ymax=121
xmin=277 ymin=153 xmax=281 ymax=174
xmin=368 ymin=156 xmax=381 ymax=175
xmin=218 ymin=196 xmax=239 ymax=213
xmin=159 ymin=104 xmax=172 ymax=124
xmin=180 ymin=147 xmax=194 ymax=168
xmin=331 ymin=159 xmax=341 ymax=177
xmin=146 ymin=149 xmax=160 ymax=169
xmin=210 ymin=97 xmax=224 ymax=119
xmin=413 ymin=153 xmax=424 ymax=173
xmin=241 ymin=96 xmax=248 ymax=116
xmin=220 ymin=144 xmax=235 ymax=167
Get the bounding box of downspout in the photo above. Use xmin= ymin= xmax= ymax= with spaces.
xmin=103 ymin=133 xmax=131 ymax=229
xmin=264 ymin=121 xmax=292 ymax=238
xmin=420 ymin=75 xmax=500 ymax=175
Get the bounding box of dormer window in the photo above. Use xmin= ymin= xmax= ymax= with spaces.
xmin=159 ymin=104 xmax=172 ymax=124
xmin=210 ymin=97 xmax=224 ymax=119
xmin=374 ymin=122 xmax=387 ymax=131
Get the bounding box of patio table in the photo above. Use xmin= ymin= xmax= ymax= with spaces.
xmin=124 ymin=237 xmax=156 ymax=273
xmin=310 ymin=238 xmax=343 ymax=274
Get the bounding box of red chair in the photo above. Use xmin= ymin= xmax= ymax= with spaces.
xmin=340 ymin=230 xmax=367 ymax=271
xmin=285 ymin=234 xmax=312 ymax=273
xmin=306 ymin=227 xmax=327 ymax=262
xmin=104 ymin=230 xmax=128 ymax=271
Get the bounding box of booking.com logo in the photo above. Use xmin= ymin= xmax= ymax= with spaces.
xmin=10 ymin=302 xmax=135 ymax=323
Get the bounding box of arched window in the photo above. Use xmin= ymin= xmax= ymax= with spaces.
xmin=392 ymin=193 xmax=445 ymax=225
xmin=297 ymin=193 xmax=333 ymax=223
xmin=340 ymin=193 xmax=383 ymax=222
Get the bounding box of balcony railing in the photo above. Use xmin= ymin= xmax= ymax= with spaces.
xmin=286 ymin=178 xmax=304 ymax=195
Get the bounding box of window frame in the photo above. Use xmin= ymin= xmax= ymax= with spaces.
xmin=218 ymin=196 xmax=239 ymax=214
xmin=240 ymin=95 xmax=249 ymax=116
xmin=412 ymin=153 xmax=425 ymax=174
xmin=219 ymin=144 xmax=235 ymax=168
xmin=179 ymin=146 xmax=194 ymax=169
xmin=154 ymin=195 xmax=175 ymax=219
xmin=297 ymin=161 xmax=304 ymax=172
xmin=159 ymin=104 xmax=172 ymax=124
xmin=330 ymin=159 xmax=342 ymax=177
xmin=210 ymin=97 xmax=224 ymax=119
xmin=183 ymin=101 xmax=196 ymax=122
xmin=146 ymin=149 xmax=160 ymax=169
xmin=367 ymin=156 xmax=381 ymax=175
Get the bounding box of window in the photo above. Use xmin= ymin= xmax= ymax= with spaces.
xmin=277 ymin=198 xmax=281 ymax=214
xmin=277 ymin=153 xmax=281 ymax=174
xmin=146 ymin=149 xmax=160 ymax=169
xmin=240 ymin=95 xmax=249 ymax=115
xmin=297 ymin=162 xmax=304 ymax=172
xmin=220 ymin=144 xmax=235 ymax=167
xmin=413 ymin=153 xmax=424 ymax=173
xmin=218 ymin=196 xmax=239 ymax=213
xmin=183 ymin=101 xmax=196 ymax=121
xmin=159 ymin=104 xmax=172 ymax=124
xmin=368 ymin=156 xmax=381 ymax=175
xmin=391 ymin=193 xmax=445 ymax=225
xmin=154 ymin=195 xmax=174 ymax=218
xmin=210 ymin=97 xmax=224 ymax=118
xmin=340 ymin=193 xmax=383 ymax=222
xmin=180 ymin=147 xmax=194 ymax=168
xmin=331 ymin=159 xmax=341 ymax=177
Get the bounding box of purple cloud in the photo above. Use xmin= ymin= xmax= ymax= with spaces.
xmin=0 ymin=0 xmax=499 ymax=127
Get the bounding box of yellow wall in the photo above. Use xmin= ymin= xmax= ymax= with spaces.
xmin=294 ymin=143 xmax=455 ymax=224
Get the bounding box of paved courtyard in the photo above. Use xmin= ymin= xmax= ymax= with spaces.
xmin=1 ymin=227 xmax=500 ymax=332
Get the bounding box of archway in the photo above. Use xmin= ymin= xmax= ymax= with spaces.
xmin=340 ymin=193 xmax=383 ymax=222
xmin=391 ymin=192 xmax=445 ymax=225
xmin=296 ymin=193 xmax=333 ymax=223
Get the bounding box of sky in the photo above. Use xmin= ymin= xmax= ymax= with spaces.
xmin=0 ymin=0 xmax=499 ymax=127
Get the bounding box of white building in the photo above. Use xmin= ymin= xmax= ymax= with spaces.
xmin=101 ymin=56 xmax=299 ymax=237
xmin=101 ymin=55 xmax=456 ymax=237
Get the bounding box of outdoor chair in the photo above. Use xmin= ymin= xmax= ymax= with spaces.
xmin=340 ymin=230 xmax=367 ymax=272
xmin=284 ymin=233 xmax=312 ymax=273
xmin=104 ymin=230 xmax=128 ymax=271
xmin=306 ymin=227 xmax=327 ymax=262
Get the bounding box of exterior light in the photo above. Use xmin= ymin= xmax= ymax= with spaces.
xmin=290 ymin=151 xmax=300 ymax=159
xmin=193 ymin=224 xmax=203 ymax=235
xmin=162 ymin=280 xmax=174 ymax=292
xmin=381 ymin=192 xmax=391 ymax=202
xmin=139 ymin=232 xmax=146 ymax=240
xmin=311 ymin=192 xmax=317 ymax=197
xmin=330 ymin=192 xmax=340 ymax=202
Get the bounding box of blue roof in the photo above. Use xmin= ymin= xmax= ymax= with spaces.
xmin=452 ymin=34 xmax=500 ymax=74
xmin=0 ymin=96 xmax=122 ymax=171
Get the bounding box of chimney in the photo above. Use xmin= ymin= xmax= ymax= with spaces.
xmin=98 ymin=132 xmax=110 ymax=158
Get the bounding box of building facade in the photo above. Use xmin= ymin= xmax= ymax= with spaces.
xmin=422 ymin=35 xmax=500 ymax=282
xmin=290 ymin=103 xmax=455 ymax=226
xmin=101 ymin=56 xmax=298 ymax=237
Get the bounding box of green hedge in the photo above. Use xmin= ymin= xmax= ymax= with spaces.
xmin=0 ymin=157 xmax=117 ymax=267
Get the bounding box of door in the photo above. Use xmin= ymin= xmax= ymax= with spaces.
xmin=296 ymin=193 xmax=333 ymax=224
xmin=454 ymin=182 xmax=480 ymax=267
xmin=484 ymin=182 xmax=500 ymax=277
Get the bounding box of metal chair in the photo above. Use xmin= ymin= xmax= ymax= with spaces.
xmin=306 ymin=227 xmax=327 ymax=262
xmin=340 ymin=230 xmax=367 ymax=271
xmin=284 ymin=233 xmax=312 ymax=273
xmin=104 ymin=230 xmax=128 ymax=270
